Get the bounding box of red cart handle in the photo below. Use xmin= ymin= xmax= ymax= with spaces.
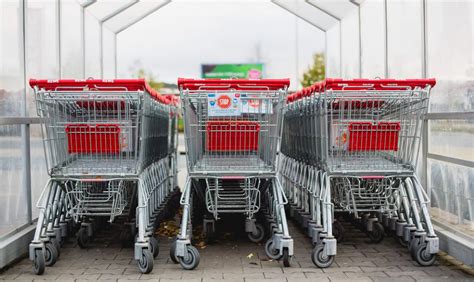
xmin=178 ymin=78 xmax=290 ymax=91
xmin=322 ymin=78 xmax=436 ymax=91
xmin=29 ymin=78 xmax=173 ymax=105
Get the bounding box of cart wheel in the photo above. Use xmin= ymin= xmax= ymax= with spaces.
xmin=50 ymin=238 xmax=61 ymax=257
xmin=137 ymin=249 xmax=154 ymax=274
xmin=264 ymin=239 xmax=281 ymax=260
xmin=333 ymin=221 xmax=345 ymax=242
xmin=203 ymin=222 xmax=215 ymax=244
xmin=44 ymin=242 xmax=58 ymax=267
xmin=282 ymin=247 xmax=291 ymax=267
xmin=368 ymin=222 xmax=384 ymax=243
xmin=150 ymin=237 xmax=159 ymax=258
xmin=77 ymin=228 xmax=91 ymax=249
xmin=414 ymin=242 xmax=436 ymax=266
xmin=248 ymin=223 xmax=265 ymax=243
xmin=409 ymin=237 xmax=421 ymax=260
xmin=398 ymin=236 xmax=408 ymax=247
xmin=169 ymin=241 xmax=179 ymax=264
xmin=33 ymin=249 xmax=45 ymax=275
xmin=179 ymin=245 xmax=200 ymax=270
xmin=311 ymin=244 xmax=334 ymax=268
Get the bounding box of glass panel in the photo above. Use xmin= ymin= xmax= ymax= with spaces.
xmin=340 ymin=9 xmax=360 ymax=78
xmin=429 ymin=159 xmax=474 ymax=238
xmin=103 ymin=27 xmax=116 ymax=78
xmin=85 ymin=11 xmax=101 ymax=78
xmin=326 ymin=24 xmax=341 ymax=77
xmin=360 ymin=0 xmax=384 ymax=78
xmin=0 ymin=0 xmax=24 ymax=117
xmin=104 ymin=0 xmax=170 ymax=33
xmin=387 ymin=0 xmax=422 ymax=78
xmin=61 ymin=0 xmax=84 ymax=78
xmin=26 ymin=0 xmax=60 ymax=116
xmin=429 ymin=120 xmax=474 ymax=162
xmin=30 ymin=124 xmax=48 ymax=220
xmin=0 ymin=125 xmax=26 ymax=237
xmin=427 ymin=1 xmax=474 ymax=112
xmin=87 ymin=0 xmax=134 ymax=21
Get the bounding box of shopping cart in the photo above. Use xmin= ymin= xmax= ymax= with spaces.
xmin=280 ymin=78 xmax=439 ymax=268
xmin=171 ymin=78 xmax=293 ymax=270
xmin=28 ymin=79 xmax=179 ymax=274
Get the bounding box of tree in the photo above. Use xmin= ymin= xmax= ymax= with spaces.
xmin=301 ymin=53 xmax=325 ymax=87
xmin=136 ymin=68 xmax=164 ymax=91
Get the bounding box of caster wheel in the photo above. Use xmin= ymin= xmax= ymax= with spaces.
xmin=414 ymin=242 xmax=436 ymax=266
xmin=247 ymin=223 xmax=265 ymax=243
xmin=33 ymin=249 xmax=45 ymax=275
xmin=311 ymin=244 xmax=334 ymax=268
xmin=169 ymin=241 xmax=179 ymax=264
xmin=368 ymin=222 xmax=384 ymax=243
xmin=50 ymin=238 xmax=61 ymax=258
xmin=333 ymin=221 xmax=345 ymax=242
xmin=264 ymin=239 xmax=281 ymax=260
xmin=409 ymin=237 xmax=421 ymax=260
xmin=150 ymin=237 xmax=159 ymax=258
xmin=77 ymin=228 xmax=91 ymax=249
xmin=44 ymin=242 xmax=58 ymax=267
xmin=137 ymin=249 xmax=154 ymax=274
xmin=179 ymin=245 xmax=200 ymax=270
xmin=398 ymin=236 xmax=408 ymax=247
xmin=282 ymin=248 xmax=290 ymax=267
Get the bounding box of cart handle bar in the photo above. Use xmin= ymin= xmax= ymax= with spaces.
xmin=178 ymin=78 xmax=290 ymax=91
xmin=29 ymin=78 xmax=178 ymax=106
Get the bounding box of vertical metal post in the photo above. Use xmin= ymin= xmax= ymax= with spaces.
xmin=294 ymin=16 xmax=299 ymax=89
xmin=357 ymin=4 xmax=362 ymax=78
xmin=114 ymin=32 xmax=118 ymax=78
xmin=20 ymin=0 xmax=33 ymax=225
xmin=421 ymin=0 xmax=428 ymax=79
xmin=100 ymin=23 xmax=104 ymax=78
xmin=57 ymin=0 xmax=62 ymax=78
xmin=339 ymin=22 xmax=342 ymax=77
xmin=383 ymin=0 xmax=389 ymax=78
xmin=324 ymin=32 xmax=328 ymax=77
xmin=421 ymin=0 xmax=430 ymax=202
xmin=81 ymin=6 xmax=86 ymax=78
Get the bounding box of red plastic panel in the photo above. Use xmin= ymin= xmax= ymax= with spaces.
xmin=178 ymin=78 xmax=290 ymax=91
xmin=206 ymin=121 xmax=260 ymax=152
xmin=348 ymin=122 xmax=401 ymax=151
xmin=65 ymin=124 xmax=121 ymax=154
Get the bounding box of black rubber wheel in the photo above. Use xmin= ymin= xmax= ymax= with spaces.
xmin=333 ymin=221 xmax=345 ymax=242
xmin=137 ymin=249 xmax=154 ymax=274
xmin=77 ymin=228 xmax=91 ymax=249
xmin=179 ymin=245 xmax=200 ymax=270
xmin=149 ymin=237 xmax=159 ymax=258
xmin=282 ymin=248 xmax=290 ymax=267
xmin=368 ymin=222 xmax=384 ymax=243
xmin=409 ymin=237 xmax=422 ymax=260
xmin=414 ymin=242 xmax=437 ymax=266
xmin=398 ymin=236 xmax=409 ymax=247
xmin=247 ymin=223 xmax=265 ymax=243
xmin=169 ymin=241 xmax=179 ymax=264
xmin=311 ymin=244 xmax=334 ymax=268
xmin=44 ymin=242 xmax=58 ymax=267
xmin=33 ymin=249 xmax=45 ymax=275
xmin=50 ymin=238 xmax=61 ymax=258
xmin=264 ymin=239 xmax=281 ymax=260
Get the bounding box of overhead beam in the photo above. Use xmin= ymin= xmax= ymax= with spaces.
xmin=271 ymin=0 xmax=326 ymax=32
xmin=116 ymin=0 xmax=171 ymax=34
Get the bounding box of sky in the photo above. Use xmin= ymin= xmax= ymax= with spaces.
xmin=115 ymin=0 xmax=325 ymax=90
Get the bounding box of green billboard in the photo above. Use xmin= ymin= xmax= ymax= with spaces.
xmin=201 ymin=64 xmax=264 ymax=79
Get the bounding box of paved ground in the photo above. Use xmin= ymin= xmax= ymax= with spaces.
xmin=1 ymin=216 xmax=473 ymax=282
